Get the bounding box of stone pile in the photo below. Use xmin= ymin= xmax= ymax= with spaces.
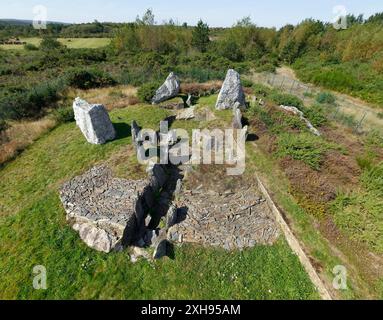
xmin=59 ymin=164 xmax=169 ymax=253
xmin=73 ymin=98 xmax=116 ymax=144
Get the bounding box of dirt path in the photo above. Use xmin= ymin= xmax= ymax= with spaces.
xmin=248 ymin=67 xmax=383 ymax=133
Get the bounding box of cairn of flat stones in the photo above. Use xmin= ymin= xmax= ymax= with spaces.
xmin=279 ymin=105 xmax=321 ymax=136
xmin=73 ymin=97 xmax=116 ymax=144
xmin=216 ymin=69 xmax=246 ymax=110
xmin=167 ymin=186 xmax=280 ymax=250
xmin=152 ymin=72 xmax=181 ymax=104
xmin=59 ymin=163 xmax=169 ymax=254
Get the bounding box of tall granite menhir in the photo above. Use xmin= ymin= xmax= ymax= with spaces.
xmin=73 ymin=97 xmax=116 ymax=145
xmin=216 ymin=69 xmax=246 ymax=110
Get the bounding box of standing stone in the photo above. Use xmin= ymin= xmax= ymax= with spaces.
xmin=166 ymin=205 xmax=178 ymax=228
xmin=216 ymin=69 xmax=246 ymax=110
xmin=73 ymin=97 xmax=116 ymax=144
xmin=232 ymin=102 xmax=243 ymax=129
xmin=147 ymin=164 xmax=167 ymax=191
xmin=131 ymin=120 xmax=142 ymax=148
xmin=186 ymin=94 xmax=193 ymax=107
xmin=152 ymin=72 xmax=181 ymax=104
xmin=153 ymin=239 xmax=168 ymax=260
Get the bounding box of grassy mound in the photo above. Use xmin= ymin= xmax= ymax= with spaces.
xmin=0 ymin=103 xmax=317 ymax=299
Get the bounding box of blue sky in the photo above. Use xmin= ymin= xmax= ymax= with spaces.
xmin=1 ymin=0 xmax=383 ymax=28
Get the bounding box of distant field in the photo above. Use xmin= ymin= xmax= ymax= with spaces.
xmin=0 ymin=37 xmax=111 ymax=50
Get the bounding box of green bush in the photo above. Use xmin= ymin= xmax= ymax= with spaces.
xmin=269 ymin=92 xmax=303 ymax=108
xmin=137 ymin=81 xmax=161 ymax=103
xmin=241 ymin=79 xmax=253 ymax=88
xmin=252 ymin=83 xmax=271 ymax=97
xmin=53 ymin=107 xmax=75 ymax=124
xmin=0 ymin=119 xmax=8 ymax=132
xmin=331 ymin=191 xmax=383 ymax=253
xmin=0 ymin=66 xmax=13 ymax=76
xmin=377 ymin=112 xmax=383 ymax=119
xmin=40 ymin=37 xmax=64 ymax=51
xmin=303 ymin=104 xmax=328 ymax=127
xmin=24 ymin=43 xmax=39 ymax=51
xmin=312 ymin=69 xmax=361 ymax=92
xmin=361 ymin=162 xmax=383 ymax=194
xmin=65 ymin=68 xmax=116 ymax=90
xmin=276 ymin=132 xmax=335 ymax=170
xmin=249 ymin=105 xmax=306 ymax=134
xmin=365 ymin=129 xmax=383 ymax=148
xmin=0 ymin=79 xmax=65 ymax=120
xmin=316 ymin=92 xmax=336 ymax=104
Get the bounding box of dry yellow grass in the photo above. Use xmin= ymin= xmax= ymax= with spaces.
xmin=67 ymin=85 xmax=138 ymax=110
xmin=0 ymin=117 xmax=56 ymax=164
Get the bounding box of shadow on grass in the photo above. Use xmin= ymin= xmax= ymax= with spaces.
xmin=113 ymin=122 xmax=131 ymax=141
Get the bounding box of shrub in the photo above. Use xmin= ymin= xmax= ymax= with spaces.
xmin=0 ymin=119 xmax=8 ymax=132
xmin=361 ymin=162 xmax=383 ymax=194
xmin=252 ymin=83 xmax=271 ymax=97
xmin=250 ymin=106 xmax=305 ymax=134
xmin=137 ymin=81 xmax=161 ymax=103
xmin=24 ymin=43 xmax=39 ymax=51
xmin=377 ymin=112 xmax=383 ymax=119
xmin=40 ymin=37 xmax=64 ymax=51
xmin=312 ymin=69 xmax=361 ymax=92
xmin=276 ymin=132 xmax=335 ymax=170
xmin=0 ymin=79 xmax=65 ymax=120
xmin=0 ymin=67 xmax=13 ymax=76
xmin=365 ymin=129 xmax=383 ymax=148
xmin=316 ymin=92 xmax=336 ymax=104
xmin=53 ymin=107 xmax=75 ymax=124
xmin=331 ymin=192 xmax=383 ymax=253
xmin=269 ymin=92 xmax=303 ymax=108
xmin=303 ymin=104 xmax=328 ymax=127
xmin=241 ymin=79 xmax=253 ymax=88
xmin=65 ymin=68 xmax=116 ymax=90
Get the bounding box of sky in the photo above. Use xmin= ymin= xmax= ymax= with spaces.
xmin=1 ymin=0 xmax=383 ymax=28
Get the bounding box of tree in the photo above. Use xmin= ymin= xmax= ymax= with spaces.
xmin=235 ymin=16 xmax=254 ymax=27
xmin=192 ymin=19 xmax=210 ymax=52
xmin=136 ymin=8 xmax=156 ymax=26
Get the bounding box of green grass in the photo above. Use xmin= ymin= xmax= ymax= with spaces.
xmin=0 ymin=103 xmax=318 ymax=300
xmin=0 ymin=38 xmax=111 ymax=50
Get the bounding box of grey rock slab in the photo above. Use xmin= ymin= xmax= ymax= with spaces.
xmin=232 ymin=102 xmax=243 ymax=129
xmin=176 ymin=106 xmax=196 ymax=120
xmin=152 ymin=72 xmax=181 ymax=104
xmin=73 ymin=97 xmax=116 ymax=144
xmin=216 ymin=69 xmax=246 ymax=110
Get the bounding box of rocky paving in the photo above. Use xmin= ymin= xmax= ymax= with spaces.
xmin=168 ymin=185 xmax=280 ymax=250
